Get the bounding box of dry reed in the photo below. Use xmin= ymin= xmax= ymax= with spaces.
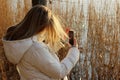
xmin=0 ymin=0 xmax=32 ymax=79
xmin=50 ymin=0 xmax=120 ymax=80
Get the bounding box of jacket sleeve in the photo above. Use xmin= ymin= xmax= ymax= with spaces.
xmin=30 ymin=42 xmax=79 ymax=79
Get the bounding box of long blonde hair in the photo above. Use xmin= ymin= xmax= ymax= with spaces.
xmin=40 ymin=13 xmax=68 ymax=51
xmin=6 ymin=5 xmax=67 ymax=51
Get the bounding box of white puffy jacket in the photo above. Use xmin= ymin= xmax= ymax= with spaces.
xmin=2 ymin=36 xmax=79 ymax=80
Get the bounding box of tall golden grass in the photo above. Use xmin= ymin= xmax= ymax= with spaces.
xmin=85 ymin=0 xmax=120 ymax=79
xmin=50 ymin=0 xmax=120 ymax=79
xmin=0 ymin=0 xmax=32 ymax=45
xmin=0 ymin=0 xmax=32 ymax=80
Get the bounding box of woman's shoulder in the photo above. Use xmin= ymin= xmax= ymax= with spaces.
xmin=32 ymin=41 xmax=48 ymax=50
xmin=23 ymin=41 xmax=49 ymax=60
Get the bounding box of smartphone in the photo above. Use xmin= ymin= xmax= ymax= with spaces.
xmin=69 ymin=31 xmax=74 ymax=46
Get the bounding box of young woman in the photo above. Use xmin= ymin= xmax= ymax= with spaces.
xmin=2 ymin=5 xmax=79 ymax=80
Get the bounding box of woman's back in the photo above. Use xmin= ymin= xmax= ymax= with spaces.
xmin=2 ymin=5 xmax=80 ymax=80
xmin=2 ymin=35 xmax=79 ymax=80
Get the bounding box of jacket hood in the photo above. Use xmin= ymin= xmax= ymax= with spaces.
xmin=2 ymin=36 xmax=37 ymax=64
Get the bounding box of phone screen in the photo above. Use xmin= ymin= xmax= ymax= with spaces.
xmin=69 ymin=31 xmax=74 ymax=45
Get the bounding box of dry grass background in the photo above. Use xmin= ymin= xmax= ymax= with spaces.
xmin=0 ymin=0 xmax=120 ymax=80
xmin=0 ymin=0 xmax=32 ymax=45
xmin=0 ymin=0 xmax=32 ymax=80
xmin=85 ymin=0 xmax=120 ymax=79
xmin=50 ymin=0 xmax=120 ymax=80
